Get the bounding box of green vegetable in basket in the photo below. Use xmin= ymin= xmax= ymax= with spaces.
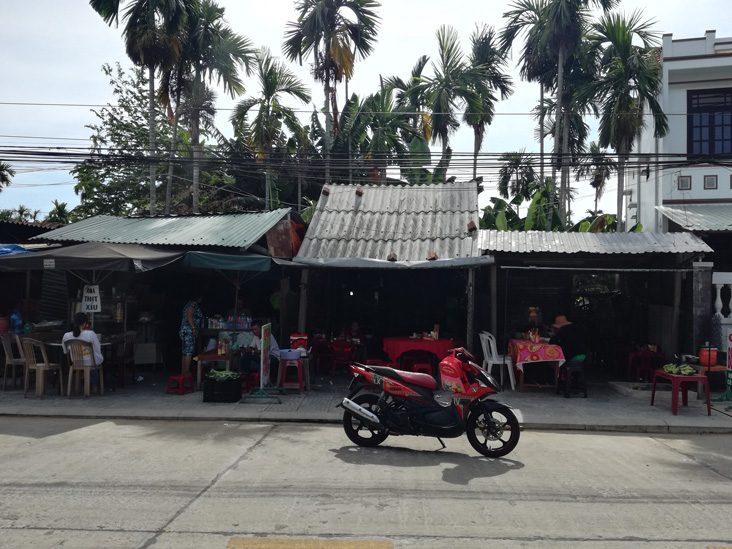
xmin=206 ymin=370 xmax=240 ymax=382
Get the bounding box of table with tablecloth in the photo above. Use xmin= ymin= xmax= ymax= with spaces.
xmin=508 ymin=339 xmax=566 ymax=390
xmin=382 ymin=337 xmax=455 ymax=363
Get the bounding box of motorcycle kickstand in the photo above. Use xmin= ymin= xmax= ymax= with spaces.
xmin=436 ymin=438 xmax=446 ymax=450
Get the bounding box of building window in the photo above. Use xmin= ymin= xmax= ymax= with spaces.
xmin=678 ymin=175 xmax=692 ymax=190
xmin=704 ymin=175 xmax=718 ymax=189
xmin=687 ymin=88 xmax=732 ymax=156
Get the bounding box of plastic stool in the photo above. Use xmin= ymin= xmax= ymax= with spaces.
xmin=556 ymin=362 xmax=587 ymax=398
xmin=412 ymin=362 xmax=432 ymax=376
xmin=240 ymin=374 xmax=250 ymax=393
xmin=278 ymin=359 xmax=305 ymax=393
xmin=167 ymin=374 xmax=194 ymax=395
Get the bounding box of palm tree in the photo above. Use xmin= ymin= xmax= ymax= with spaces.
xmin=501 ymin=0 xmax=553 ymax=183
xmin=362 ymin=88 xmax=419 ymax=184
xmin=464 ymin=24 xmax=513 ymax=180
xmin=90 ymin=0 xmax=190 ymax=216
xmin=283 ymin=0 xmax=381 ymax=186
xmin=14 ymin=205 xmax=31 ymax=222
xmin=45 ymin=200 xmax=71 ymax=224
xmin=539 ymin=0 xmax=617 ymax=222
xmin=185 ymin=0 xmax=254 ymax=213
xmin=575 ymin=141 xmax=616 ymax=212
xmin=231 ymin=48 xmax=311 ymax=210
xmin=385 ymin=55 xmax=432 ymax=142
xmin=421 ymin=26 xmax=487 ymax=155
xmin=581 ymin=11 xmax=668 ymax=230
xmin=0 ymin=161 xmax=15 ymax=192
xmin=497 ymin=150 xmax=541 ymax=201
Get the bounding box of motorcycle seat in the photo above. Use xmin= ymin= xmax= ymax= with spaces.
xmin=368 ymin=365 xmax=437 ymax=390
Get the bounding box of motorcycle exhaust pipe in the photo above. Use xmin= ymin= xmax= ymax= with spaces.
xmin=342 ymin=398 xmax=384 ymax=429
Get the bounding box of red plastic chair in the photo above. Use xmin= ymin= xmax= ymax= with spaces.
xmin=627 ymin=350 xmax=666 ymax=382
xmin=321 ymin=340 xmax=356 ymax=375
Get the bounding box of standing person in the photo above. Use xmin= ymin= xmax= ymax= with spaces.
xmin=62 ymin=312 xmax=104 ymax=392
xmin=241 ymin=321 xmax=281 ymax=377
xmin=549 ymin=315 xmax=585 ymax=362
xmin=179 ymin=294 xmax=204 ymax=376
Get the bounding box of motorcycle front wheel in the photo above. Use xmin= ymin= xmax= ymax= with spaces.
xmin=342 ymin=393 xmax=389 ymax=447
xmin=466 ymin=405 xmax=520 ymax=458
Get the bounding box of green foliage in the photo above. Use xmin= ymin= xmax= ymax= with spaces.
xmin=70 ymin=64 xmax=180 ymax=218
xmin=0 ymin=161 xmax=15 ymax=191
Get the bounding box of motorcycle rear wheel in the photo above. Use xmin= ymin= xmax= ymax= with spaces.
xmin=342 ymin=393 xmax=389 ymax=447
xmin=466 ymin=405 xmax=520 ymax=458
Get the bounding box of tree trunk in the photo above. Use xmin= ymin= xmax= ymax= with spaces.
xmin=539 ymin=83 xmax=545 ymax=185
xmin=148 ymin=64 xmax=157 ymax=216
xmin=297 ymin=155 xmax=303 ymax=213
xmin=561 ymin=109 xmax=570 ymax=223
xmin=324 ymin=79 xmax=332 ymax=186
xmin=616 ymin=154 xmax=626 ymax=232
xmin=191 ymin=71 xmax=202 ymax=214
xmin=548 ymin=47 xmax=565 ymax=231
xmin=164 ymin=87 xmax=181 ymax=216
xmin=473 ymin=130 xmax=480 ymax=181
xmin=265 ymin=169 xmax=271 ymax=211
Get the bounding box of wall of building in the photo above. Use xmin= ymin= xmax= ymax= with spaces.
xmin=634 ymin=30 xmax=732 ymax=232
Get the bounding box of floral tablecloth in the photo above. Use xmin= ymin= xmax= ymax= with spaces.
xmin=508 ymin=339 xmax=565 ymax=373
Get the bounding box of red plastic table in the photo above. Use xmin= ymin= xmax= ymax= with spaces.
xmin=650 ymin=369 xmax=711 ymax=415
xmin=382 ymin=337 xmax=455 ymax=363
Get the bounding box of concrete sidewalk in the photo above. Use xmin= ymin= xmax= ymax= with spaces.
xmin=1 ymin=370 xmax=731 ymax=433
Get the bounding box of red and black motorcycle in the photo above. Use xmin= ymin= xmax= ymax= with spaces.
xmin=340 ymin=347 xmax=520 ymax=458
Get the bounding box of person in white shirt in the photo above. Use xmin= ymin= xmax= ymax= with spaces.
xmin=241 ymin=321 xmax=280 ymax=375
xmin=62 ymin=312 xmax=104 ymax=391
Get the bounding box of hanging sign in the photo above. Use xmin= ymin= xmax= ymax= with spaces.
xmin=43 ymin=259 xmax=55 ymax=269
xmin=82 ymin=285 xmax=101 ymax=313
xmin=260 ymin=323 xmax=272 ymax=389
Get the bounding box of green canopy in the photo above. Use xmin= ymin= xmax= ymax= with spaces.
xmin=183 ymin=251 xmax=271 ymax=272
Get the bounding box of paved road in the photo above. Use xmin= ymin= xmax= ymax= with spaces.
xmin=1 ymin=417 xmax=731 ymax=548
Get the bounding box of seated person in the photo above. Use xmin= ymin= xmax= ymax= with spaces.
xmin=549 ymin=315 xmax=585 ymax=362
xmin=226 ymin=298 xmax=251 ymax=319
xmin=62 ymin=312 xmax=104 ymax=392
xmin=241 ymin=321 xmax=281 ymax=377
xmin=340 ymin=321 xmax=365 ymax=343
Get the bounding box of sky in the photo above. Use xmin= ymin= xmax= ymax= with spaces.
xmin=1 ymin=0 xmax=731 ymax=219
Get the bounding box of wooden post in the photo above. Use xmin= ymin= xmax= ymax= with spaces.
xmin=491 ymin=265 xmax=498 ymax=338
xmin=467 ymin=268 xmax=476 ymax=353
xmin=298 ymin=269 xmax=309 ymax=334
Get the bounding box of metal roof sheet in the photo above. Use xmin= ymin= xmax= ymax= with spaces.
xmin=656 ymin=204 xmax=732 ymax=232
xmin=478 ymin=230 xmax=712 ymax=254
xmin=30 ymin=210 xmax=290 ymax=249
xmin=297 ymin=182 xmax=481 ymax=263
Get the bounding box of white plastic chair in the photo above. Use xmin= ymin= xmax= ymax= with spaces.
xmin=479 ymin=332 xmax=516 ymax=390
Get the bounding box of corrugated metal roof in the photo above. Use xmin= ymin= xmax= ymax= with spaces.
xmin=297 ymin=182 xmax=481 ymax=263
xmin=478 ymin=230 xmax=712 ymax=254
xmin=656 ymin=204 xmax=732 ymax=232
xmin=30 ymin=210 xmax=290 ymax=249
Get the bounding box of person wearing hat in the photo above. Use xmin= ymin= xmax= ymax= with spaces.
xmin=549 ymin=315 xmax=585 ymax=363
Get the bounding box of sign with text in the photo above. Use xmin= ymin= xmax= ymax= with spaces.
xmin=81 ymin=285 xmax=101 ymax=313
xmin=260 ymin=323 xmax=272 ymax=388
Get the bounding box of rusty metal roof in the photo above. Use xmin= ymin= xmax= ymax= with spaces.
xmin=657 ymin=204 xmax=732 ymax=232
xmin=30 ymin=210 xmax=290 ymax=249
xmin=478 ymin=229 xmax=712 ymax=254
xmin=296 ymin=182 xmax=486 ymax=267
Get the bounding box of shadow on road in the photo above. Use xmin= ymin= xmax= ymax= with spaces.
xmin=331 ymin=444 xmax=524 ymax=485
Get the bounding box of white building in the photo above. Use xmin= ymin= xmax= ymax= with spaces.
xmin=633 ymin=30 xmax=732 ymax=233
